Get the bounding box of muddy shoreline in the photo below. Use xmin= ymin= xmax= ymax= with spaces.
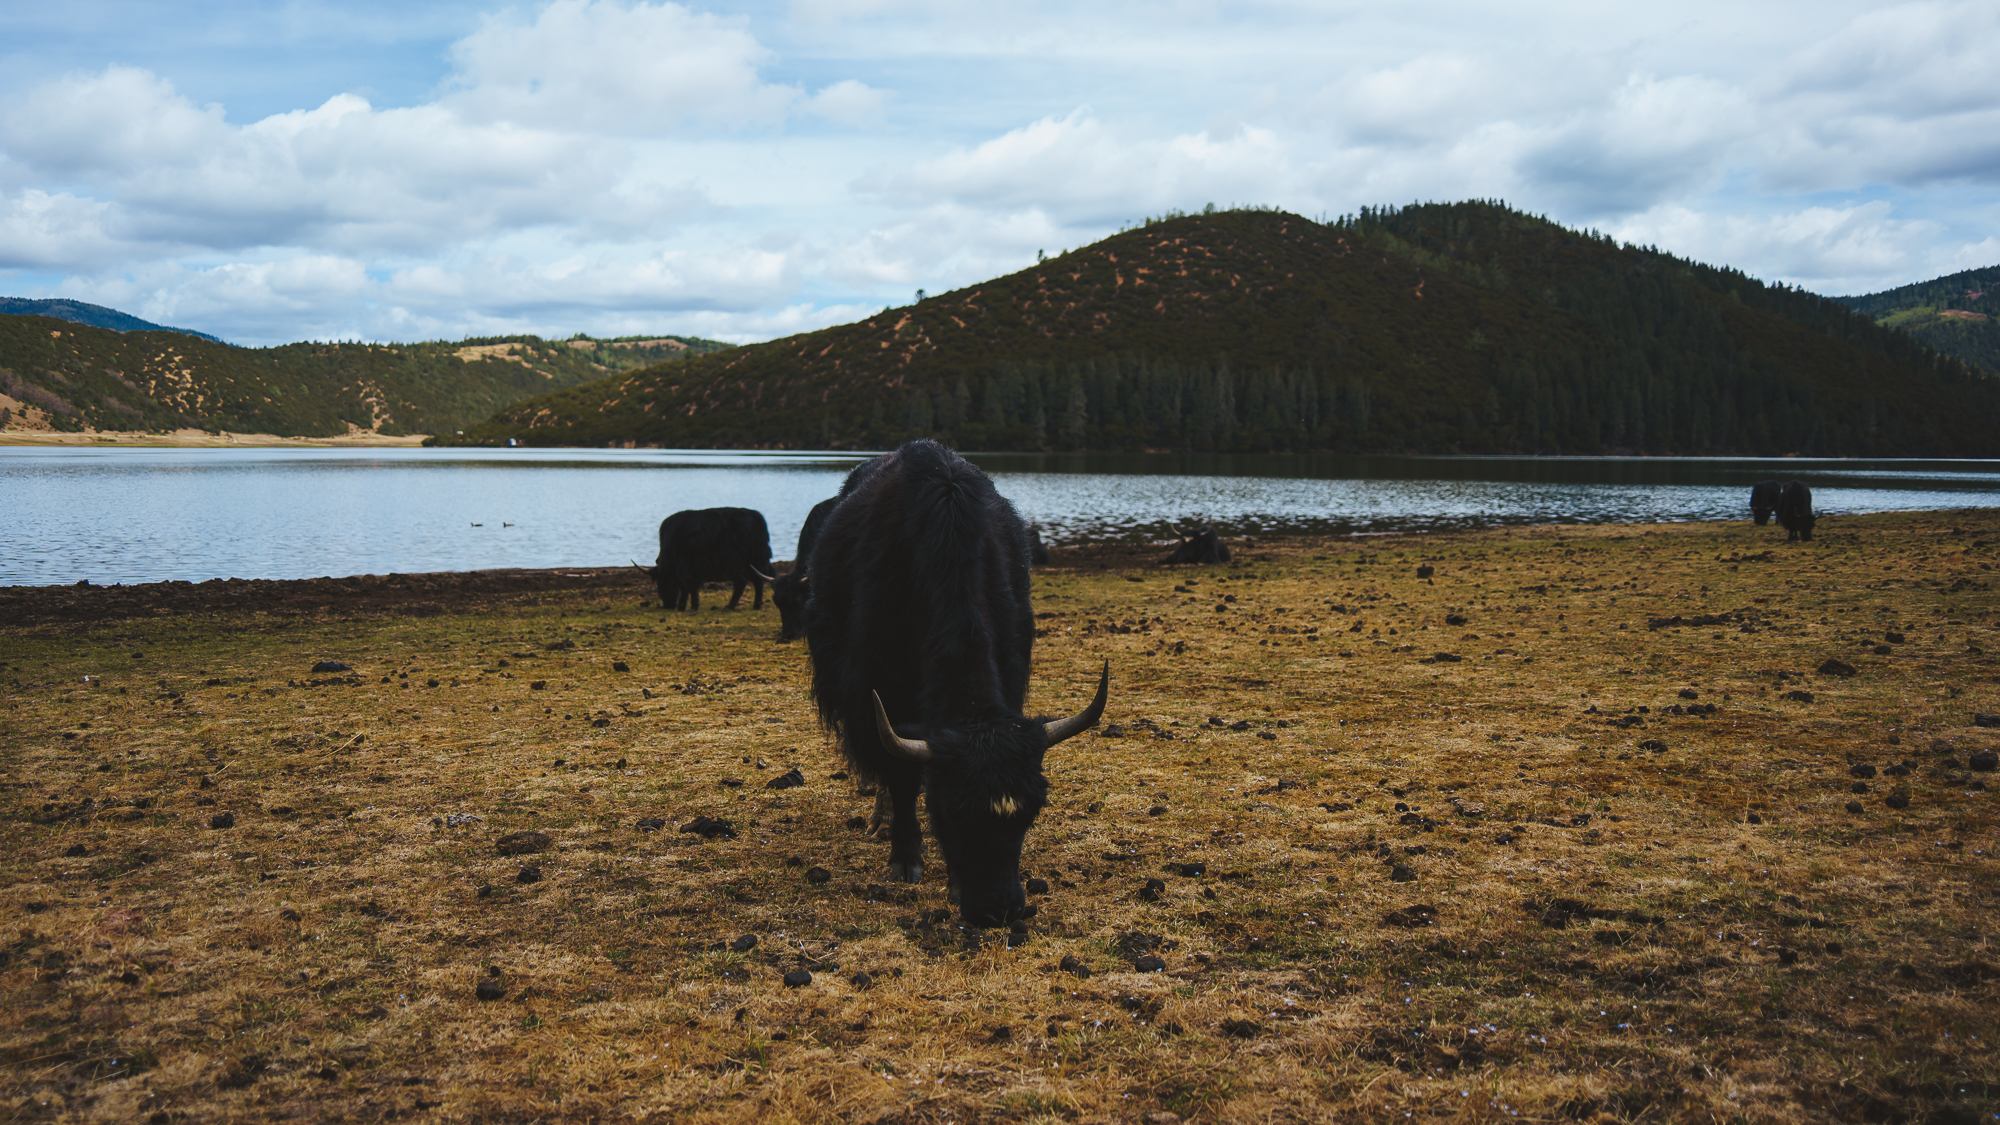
xmin=0 ymin=538 xmax=1297 ymax=628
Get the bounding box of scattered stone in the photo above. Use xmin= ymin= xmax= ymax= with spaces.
xmin=516 ymin=866 xmax=541 ymax=884
xmin=1220 ymin=1017 xmax=1262 ymax=1039
xmin=475 ymin=980 xmax=505 ymax=1001
xmin=1389 ymin=864 xmax=1417 ymax=882
xmin=64 ymin=844 xmax=87 ymax=857
xmin=1025 ymin=877 xmax=1049 ymax=894
xmin=634 ymin=817 xmax=667 ymax=832
xmin=1639 ymin=739 xmax=1666 ymax=752
xmin=1971 ymin=750 xmax=1998 ymax=772
xmin=1133 ymin=956 xmax=1168 ymax=972
xmin=1140 ymin=878 xmax=1167 ymax=902
xmin=765 ymin=768 xmax=805 ymax=790
xmin=1149 ymin=803 xmax=1169 ymax=814
xmin=496 ymin=831 xmax=551 ymax=855
xmin=1678 ymin=688 xmax=1700 ymax=700
xmin=805 ymin=866 xmax=832 ymax=884
xmin=1885 ymin=791 xmax=1911 ymax=810
xmin=1845 ymin=801 xmax=1865 ymax=814
xmin=729 ymin=934 xmax=758 ymax=953
xmin=850 ymin=971 xmax=873 ymax=989
xmin=1976 ymin=714 xmax=2000 ymax=729
xmin=1817 ymin=659 xmax=1857 ymax=678
xmin=210 ymin=811 xmax=235 ymax=830
xmin=1416 ymin=566 xmax=1435 ymax=579
xmin=1851 ymin=782 xmax=1870 ymax=794
xmin=1784 ymin=690 xmax=1816 ymax=703
xmin=611 ymin=661 xmax=629 ymax=672
xmin=1850 ymin=763 xmax=1878 ymax=778
xmin=680 ymin=816 xmax=736 ymax=839
xmin=1873 ymin=645 xmax=1893 ymax=655
xmin=1895 ymin=963 xmax=1918 ymax=980
xmin=1432 ymin=652 xmax=1463 ymax=663
xmin=311 ymin=661 xmax=350 ymax=673
xmin=1746 ymin=812 xmax=1763 ymax=825
xmin=782 ymin=970 xmax=812 ymax=988
xmin=1826 ymin=942 xmax=1843 ymax=955
xmin=1445 ymin=613 xmax=1467 ymax=626
xmin=530 ymin=680 xmax=548 ymax=691
xmin=1173 ymin=861 xmax=1206 ymax=877
xmin=476 ymin=885 xmax=494 ymax=899
xmin=1777 ymin=948 xmax=1799 ymax=965
xmin=1060 ymin=955 xmax=1092 ymax=979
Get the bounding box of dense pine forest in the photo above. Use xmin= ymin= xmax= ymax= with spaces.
xmin=458 ymin=202 xmax=2000 ymax=456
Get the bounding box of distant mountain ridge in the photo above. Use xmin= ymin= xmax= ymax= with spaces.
xmin=453 ymin=202 xmax=2000 ymax=457
xmin=0 ymin=317 xmax=730 ymax=438
xmin=1833 ymin=266 xmax=2000 ymax=377
xmin=0 ymin=297 xmax=224 ymax=343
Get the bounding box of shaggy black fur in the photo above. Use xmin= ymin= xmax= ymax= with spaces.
xmin=643 ymin=507 xmax=772 ymax=610
xmin=805 ymin=441 xmax=1102 ymax=928
xmin=773 ymin=496 xmax=838 ymax=641
xmin=1161 ymin=525 xmax=1231 ymax=565
xmin=1776 ymin=481 xmax=1816 ymax=542
xmin=1750 ymin=480 xmax=1782 ymax=526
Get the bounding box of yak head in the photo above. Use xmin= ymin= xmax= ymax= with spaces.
xmin=873 ymin=664 xmax=1108 ymax=929
xmin=631 ymin=560 xmax=672 ymax=607
xmin=772 ymin=572 xmax=809 ymax=640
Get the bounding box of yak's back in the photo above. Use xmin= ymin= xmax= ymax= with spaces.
xmin=806 ymin=442 xmax=1034 ymax=763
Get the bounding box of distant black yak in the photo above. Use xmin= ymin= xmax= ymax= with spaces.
xmin=773 ymin=496 xmax=838 ymax=641
xmin=805 ymin=441 xmax=1107 ymax=928
xmin=1027 ymin=526 xmax=1051 ymax=566
xmin=634 ymin=507 xmax=773 ymax=610
xmin=1160 ymin=523 xmax=1231 ymax=565
xmin=1749 ymin=480 xmax=1783 ymax=526
xmin=1776 ymin=481 xmax=1816 ymax=542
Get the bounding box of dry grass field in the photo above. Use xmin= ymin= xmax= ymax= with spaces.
xmin=3 ymin=511 xmax=1997 ymax=1125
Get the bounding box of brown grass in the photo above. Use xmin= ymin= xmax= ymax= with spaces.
xmin=3 ymin=511 xmax=1997 ymax=1124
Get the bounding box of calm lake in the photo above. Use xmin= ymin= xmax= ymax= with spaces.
xmin=5 ymin=446 xmax=1999 ymax=587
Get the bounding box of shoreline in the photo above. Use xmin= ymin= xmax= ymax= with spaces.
xmin=0 ymin=426 xmax=430 ymax=447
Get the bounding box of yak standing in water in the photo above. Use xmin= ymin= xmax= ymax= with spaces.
xmin=1776 ymin=481 xmax=1816 ymax=542
xmin=635 ymin=507 xmax=774 ymax=610
xmin=772 ymin=496 xmax=838 ymax=641
xmin=806 ymin=441 xmax=1107 ymax=928
xmin=1749 ymin=480 xmax=1783 ymax=526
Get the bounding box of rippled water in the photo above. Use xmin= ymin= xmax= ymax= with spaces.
xmin=4 ymin=446 xmax=1997 ymax=586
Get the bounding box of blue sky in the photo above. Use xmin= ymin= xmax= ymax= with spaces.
xmin=3 ymin=0 xmax=1997 ymax=346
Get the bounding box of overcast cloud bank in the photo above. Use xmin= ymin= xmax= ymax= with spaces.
xmin=1 ymin=0 xmax=1996 ymax=346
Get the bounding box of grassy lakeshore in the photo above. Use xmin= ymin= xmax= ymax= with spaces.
xmin=3 ymin=512 xmax=1996 ymax=1124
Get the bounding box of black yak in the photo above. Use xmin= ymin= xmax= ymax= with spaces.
xmin=1749 ymin=480 xmax=1782 ymax=526
xmin=1776 ymin=481 xmax=1815 ymax=542
xmin=1161 ymin=523 xmax=1230 ymax=565
xmin=773 ymin=496 xmax=838 ymax=641
xmin=806 ymin=441 xmax=1107 ymax=928
xmin=634 ymin=507 xmax=773 ymax=610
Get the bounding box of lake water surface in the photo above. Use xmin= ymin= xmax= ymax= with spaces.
xmin=4 ymin=446 xmax=1999 ymax=586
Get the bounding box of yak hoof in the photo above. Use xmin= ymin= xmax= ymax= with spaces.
xmin=890 ymin=862 xmax=923 ymax=884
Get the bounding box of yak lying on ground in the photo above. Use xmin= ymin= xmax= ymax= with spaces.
xmin=1027 ymin=526 xmax=1050 ymax=566
xmin=1776 ymin=481 xmax=1816 ymax=542
xmin=1750 ymin=480 xmax=1783 ymax=526
xmin=634 ymin=507 xmax=774 ymax=610
xmin=806 ymin=440 xmax=1107 ymax=928
xmin=1161 ymin=524 xmax=1230 ymax=565
xmin=773 ymin=496 xmax=838 ymax=641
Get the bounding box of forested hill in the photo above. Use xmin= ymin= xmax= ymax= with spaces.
xmin=456 ymin=202 xmax=1999 ymax=457
xmin=0 ymin=317 xmax=728 ymax=438
xmin=0 ymin=297 xmax=223 ymax=342
xmin=1833 ymin=265 xmax=2000 ymax=378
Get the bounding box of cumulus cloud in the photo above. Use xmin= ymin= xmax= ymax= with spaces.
xmin=4 ymin=0 xmax=1999 ymax=345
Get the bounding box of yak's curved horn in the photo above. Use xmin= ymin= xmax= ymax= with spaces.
xmin=631 ymin=559 xmax=653 ymax=576
xmin=872 ymin=691 xmax=932 ymax=761
xmin=1043 ymin=661 xmax=1110 ymax=748
xmin=750 ymin=567 xmax=777 ymax=582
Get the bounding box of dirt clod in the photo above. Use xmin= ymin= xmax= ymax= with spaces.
xmin=496 ymin=831 xmax=551 ymax=855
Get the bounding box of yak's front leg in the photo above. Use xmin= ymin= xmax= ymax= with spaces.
xmin=865 ymin=788 xmax=894 ymax=840
xmin=885 ymin=777 xmax=924 ymax=884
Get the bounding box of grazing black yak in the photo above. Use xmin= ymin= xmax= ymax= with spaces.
xmin=805 ymin=441 xmax=1107 ymax=928
xmin=1750 ymin=480 xmax=1782 ymax=526
xmin=634 ymin=507 xmax=773 ymax=610
xmin=1776 ymin=481 xmax=1816 ymax=542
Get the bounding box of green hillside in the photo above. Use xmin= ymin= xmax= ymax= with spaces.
xmin=0 ymin=318 xmax=729 ymax=438
xmin=454 ymin=202 xmax=2000 ymax=456
xmin=1833 ymin=265 xmax=2000 ymax=377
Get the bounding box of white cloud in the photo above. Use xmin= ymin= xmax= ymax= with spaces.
xmin=4 ymin=0 xmax=2000 ymax=344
